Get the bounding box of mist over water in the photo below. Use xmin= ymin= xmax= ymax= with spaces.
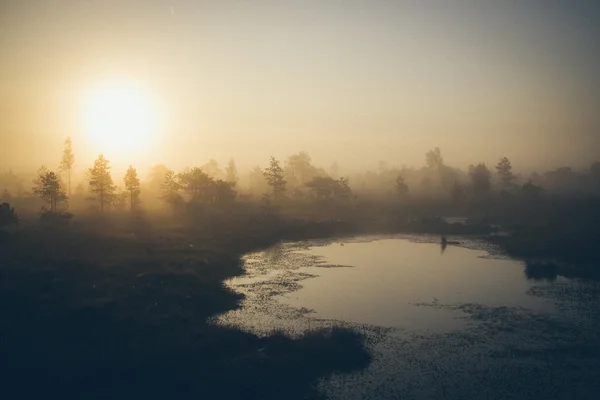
xmin=2 ymin=2 xmax=600 ymax=399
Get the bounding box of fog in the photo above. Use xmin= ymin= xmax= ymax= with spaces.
xmin=4 ymin=3 xmax=600 ymax=399
xmin=2 ymin=1 xmax=599 ymax=175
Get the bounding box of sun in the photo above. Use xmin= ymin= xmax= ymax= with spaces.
xmin=83 ymin=83 xmax=157 ymax=154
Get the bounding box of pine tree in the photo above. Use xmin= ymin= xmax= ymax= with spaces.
xmin=88 ymin=155 xmax=115 ymax=212
xmin=160 ymin=170 xmax=183 ymax=207
xmin=496 ymin=157 xmax=516 ymax=190
xmin=263 ymin=157 xmax=287 ymax=201
xmin=425 ymin=147 xmax=444 ymax=170
xmin=123 ymin=165 xmax=141 ymax=210
xmin=33 ymin=167 xmax=67 ymax=212
xmin=59 ymin=137 xmax=75 ymax=196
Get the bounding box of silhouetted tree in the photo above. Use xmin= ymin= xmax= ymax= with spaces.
xmin=33 ymin=168 xmax=67 ymax=212
xmin=225 ymin=158 xmax=239 ymax=186
xmin=395 ymin=175 xmax=409 ymax=198
xmin=305 ymin=177 xmax=335 ymax=200
xmin=332 ymin=177 xmax=353 ymax=201
xmin=88 ymin=155 xmax=116 ymax=213
xmin=285 ymin=152 xmax=323 ymax=190
xmin=0 ymin=202 xmax=18 ymax=228
xmin=123 ymin=165 xmax=141 ymax=210
xmin=214 ymin=179 xmax=237 ymax=204
xmin=178 ymin=167 xmax=215 ymax=203
xmin=425 ymin=147 xmax=444 ymax=171
xmin=424 ymin=148 xmax=457 ymax=190
xmin=468 ymin=163 xmax=491 ymax=197
xmin=306 ymin=176 xmax=353 ymax=201
xmin=59 ymin=137 xmax=75 ymax=196
xmin=160 ymin=170 xmax=182 ymax=207
xmin=496 ymin=157 xmax=516 ymax=190
xmin=264 ymin=157 xmax=287 ymax=201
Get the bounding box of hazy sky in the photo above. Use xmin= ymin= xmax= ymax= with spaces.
xmin=1 ymin=0 xmax=599 ymax=175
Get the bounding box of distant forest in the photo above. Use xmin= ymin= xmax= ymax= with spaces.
xmin=2 ymin=137 xmax=600 ymax=220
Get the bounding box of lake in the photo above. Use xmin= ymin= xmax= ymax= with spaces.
xmin=215 ymin=235 xmax=600 ymax=399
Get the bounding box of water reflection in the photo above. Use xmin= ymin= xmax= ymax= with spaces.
xmin=440 ymin=236 xmax=448 ymax=254
xmin=275 ymin=238 xmax=553 ymax=331
xmin=440 ymin=235 xmax=462 ymax=255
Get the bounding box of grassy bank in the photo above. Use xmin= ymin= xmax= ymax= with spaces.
xmin=0 ymin=209 xmax=372 ymax=400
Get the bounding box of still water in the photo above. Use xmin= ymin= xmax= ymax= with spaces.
xmin=219 ymin=236 xmax=554 ymax=334
xmin=216 ymin=236 xmax=600 ymax=399
xmin=278 ymin=238 xmax=552 ymax=331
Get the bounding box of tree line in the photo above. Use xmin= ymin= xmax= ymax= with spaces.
xmin=2 ymin=137 xmax=600 ymax=226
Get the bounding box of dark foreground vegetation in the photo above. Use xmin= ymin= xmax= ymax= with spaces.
xmin=2 ymin=142 xmax=600 ymax=398
xmin=0 ymin=208 xmax=373 ymax=399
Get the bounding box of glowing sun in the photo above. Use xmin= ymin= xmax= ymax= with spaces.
xmin=83 ymin=83 xmax=157 ymax=153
